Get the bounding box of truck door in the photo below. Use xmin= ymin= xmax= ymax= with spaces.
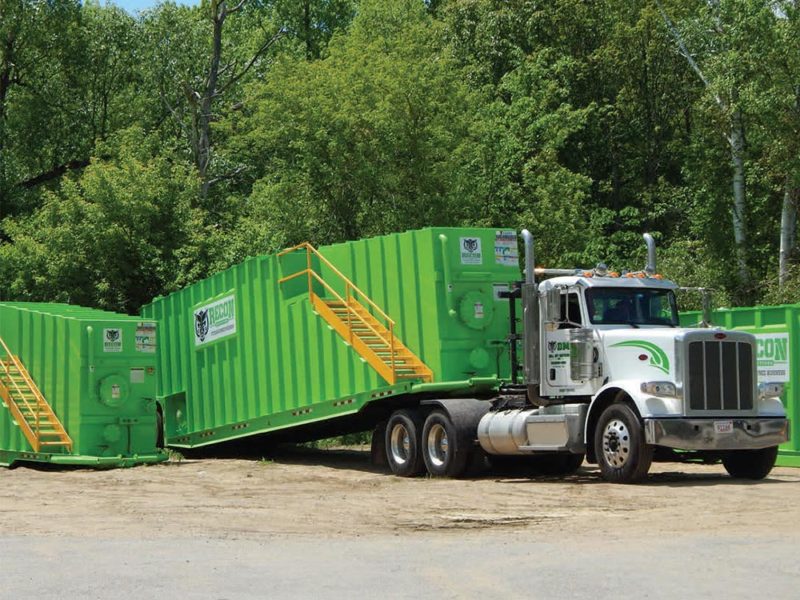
xmin=543 ymin=289 xmax=585 ymax=395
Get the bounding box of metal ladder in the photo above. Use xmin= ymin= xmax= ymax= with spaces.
xmin=0 ymin=336 xmax=73 ymax=453
xmin=279 ymin=242 xmax=433 ymax=385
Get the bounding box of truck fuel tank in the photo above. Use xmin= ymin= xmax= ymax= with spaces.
xmin=477 ymin=404 xmax=588 ymax=455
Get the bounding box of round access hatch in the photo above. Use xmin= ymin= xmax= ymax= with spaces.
xmin=98 ymin=374 xmax=129 ymax=408
xmin=458 ymin=290 xmax=493 ymax=330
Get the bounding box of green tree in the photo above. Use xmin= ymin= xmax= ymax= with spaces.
xmin=0 ymin=128 xmax=206 ymax=313
xmin=223 ymin=0 xmax=480 ymax=256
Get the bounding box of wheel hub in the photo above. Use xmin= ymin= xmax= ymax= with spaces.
xmin=390 ymin=423 xmax=411 ymax=466
xmin=426 ymin=423 xmax=449 ymax=468
xmin=602 ymin=419 xmax=631 ymax=468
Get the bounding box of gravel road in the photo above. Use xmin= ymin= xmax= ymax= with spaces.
xmin=1 ymin=447 xmax=798 ymax=599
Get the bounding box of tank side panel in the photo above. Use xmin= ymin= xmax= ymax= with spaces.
xmin=0 ymin=303 xmax=162 ymax=464
xmin=143 ymin=253 xmax=387 ymax=442
xmin=319 ymin=228 xmax=521 ymax=383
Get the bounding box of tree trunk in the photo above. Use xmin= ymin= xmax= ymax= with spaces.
xmin=196 ymin=1 xmax=227 ymax=201
xmin=729 ymin=107 xmax=750 ymax=291
xmin=779 ymin=180 xmax=799 ymax=288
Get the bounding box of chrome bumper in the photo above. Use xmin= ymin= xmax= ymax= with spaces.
xmin=644 ymin=418 xmax=789 ymax=451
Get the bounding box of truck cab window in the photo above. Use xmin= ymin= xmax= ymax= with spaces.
xmin=559 ymin=292 xmax=583 ymax=329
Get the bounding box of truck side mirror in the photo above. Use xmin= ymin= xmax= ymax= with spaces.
xmin=546 ymin=287 xmax=561 ymax=322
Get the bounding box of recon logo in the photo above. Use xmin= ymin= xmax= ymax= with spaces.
xmin=195 ymin=309 xmax=210 ymax=343
xmin=548 ymin=341 xmax=557 ymax=353
xmin=105 ymin=329 xmax=120 ymax=342
xmin=193 ymin=294 xmax=237 ymax=347
xmin=463 ymin=238 xmax=479 ymax=252
xmin=611 ymin=340 xmax=670 ymax=374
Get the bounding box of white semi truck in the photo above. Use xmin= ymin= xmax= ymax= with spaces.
xmin=384 ymin=231 xmax=790 ymax=483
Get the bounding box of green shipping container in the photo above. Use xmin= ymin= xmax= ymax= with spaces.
xmin=681 ymin=304 xmax=799 ymax=466
xmin=0 ymin=302 xmax=167 ymax=467
xmin=142 ymin=227 xmax=522 ymax=448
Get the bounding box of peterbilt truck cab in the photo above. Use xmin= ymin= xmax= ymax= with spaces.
xmin=475 ymin=231 xmax=790 ymax=483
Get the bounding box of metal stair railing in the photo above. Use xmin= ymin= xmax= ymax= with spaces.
xmin=278 ymin=242 xmax=404 ymax=380
xmin=0 ymin=335 xmax=72 ymax=452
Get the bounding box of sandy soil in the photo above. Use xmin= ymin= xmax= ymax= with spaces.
xmin=1 ymin=446 xmax=799 ymax=541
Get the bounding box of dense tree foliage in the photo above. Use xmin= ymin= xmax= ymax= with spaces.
xmin=0 ymin=0 xmax=797 ymax=313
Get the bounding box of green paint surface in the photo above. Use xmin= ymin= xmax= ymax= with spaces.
xmin=142 ymin=227 xmax=522 ymax=447
xmin=0 ymin=302 xmax=166 ymax=468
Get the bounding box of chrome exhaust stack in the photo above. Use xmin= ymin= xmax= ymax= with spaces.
xmin=521 ymin=229 xmax=542 ymax=401
xmin=643 ymin=233 xmax=657 ymax=277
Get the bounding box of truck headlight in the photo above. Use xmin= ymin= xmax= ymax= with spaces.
xmin=758 ymin=382 xmax=785 ymax=400
xmin=641 ymin=381 xmax=679 ymax=398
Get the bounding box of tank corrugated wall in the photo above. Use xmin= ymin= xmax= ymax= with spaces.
xmin=680 ymin=304 xmax=799 ymax=466
xmin=142 ymin=227 xmax=522 ymax=447
xmin=0 ymin=303 xmax=165 ymax=467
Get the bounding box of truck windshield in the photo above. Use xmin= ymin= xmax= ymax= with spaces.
xmin=585 ymin=288 xmax=679 ymax=327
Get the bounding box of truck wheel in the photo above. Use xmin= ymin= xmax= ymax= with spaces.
xmin=385 ymin=410 xmax=425 ymax=477
xmin=421 ymin=410 xmax=470 ymax=478
xmin=722 ymin=446 xmax=778 ymax=480
xmin=594 ymin=403 xmax=653 ymax=483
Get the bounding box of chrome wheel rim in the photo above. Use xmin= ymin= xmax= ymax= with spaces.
xmin=390 ymin=423 xmax=411 ymax=466
xmin=427 ymin=423 xmax=449 ymax=468
xmin=602 ymin=419 xmax=631 ymax=468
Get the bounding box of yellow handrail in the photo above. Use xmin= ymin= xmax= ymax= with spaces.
xmin=278 ymin=242 xmax=395 ymax=327
xmin=279 ymin=242 xmax=401 ymax=380
xmin=0 ymin=337 xmax=42 ymax=447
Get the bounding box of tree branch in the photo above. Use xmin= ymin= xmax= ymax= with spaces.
xmin=218 ymin=29 xmax=285 ymax=95
xmin=19 ymin=158 xmax=93 ymax=189
xmin=655 ymin=0 xmax=727 ymax=112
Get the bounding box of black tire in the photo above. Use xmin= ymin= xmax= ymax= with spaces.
xmin=370 ymin=421 xmax=388 ymax=468
xmin=385 ymin=409 xmax=425 ymax=477
xmin=156 ymin=406 xmax=165 ymax=449
xmin=421 ymin=410 xmax=471 ymax=477
xmin=722 ymin=446 xmax=778 ymax=480
xmin=594 ymin=403 xmax=653 ymax=483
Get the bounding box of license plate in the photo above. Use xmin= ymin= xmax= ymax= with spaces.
xmin=714 ymin=420 xmax=734 ymax=434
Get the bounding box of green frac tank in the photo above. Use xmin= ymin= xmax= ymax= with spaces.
xmin=142 ymin=227 xmax=523 ymax=448
xmin=0 ymin=302 xmax=167 ymax=467
xmin=681 ymin=304 xmax=799 ymax=467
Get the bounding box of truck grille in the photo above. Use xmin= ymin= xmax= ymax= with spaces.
xmin=687 ymin=341 xmax=753 ymax=412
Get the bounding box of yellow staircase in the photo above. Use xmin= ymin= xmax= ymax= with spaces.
xmin=0 ymin=336 xmax=73 ymax=453
xmin=279 ymin=242 xmax=433 ymax=385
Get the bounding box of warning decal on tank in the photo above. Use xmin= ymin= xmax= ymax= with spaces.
xmin=494 ymin=230 xmax=518 ymax=266
xmin=194 ymin=294 xmax=237 ymax=347
xmin=135 ymin=321 xmax=157 ymax=353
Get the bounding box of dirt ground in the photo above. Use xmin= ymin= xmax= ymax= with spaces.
xmin=2 ymin=446 xmax=799 ymax=540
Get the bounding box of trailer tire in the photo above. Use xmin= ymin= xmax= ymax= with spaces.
xmin=594 ymin=403 xmax=653 ymax=483
xmin=370 ymin=421 xmax=388 ymax=468
xmin=385 ymin=410 xmax=425 ymax=477
xmin=421 ymin=410 xmax=470 ymax=478
xmin=722 ymin=446 xmax=778 ymax=480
